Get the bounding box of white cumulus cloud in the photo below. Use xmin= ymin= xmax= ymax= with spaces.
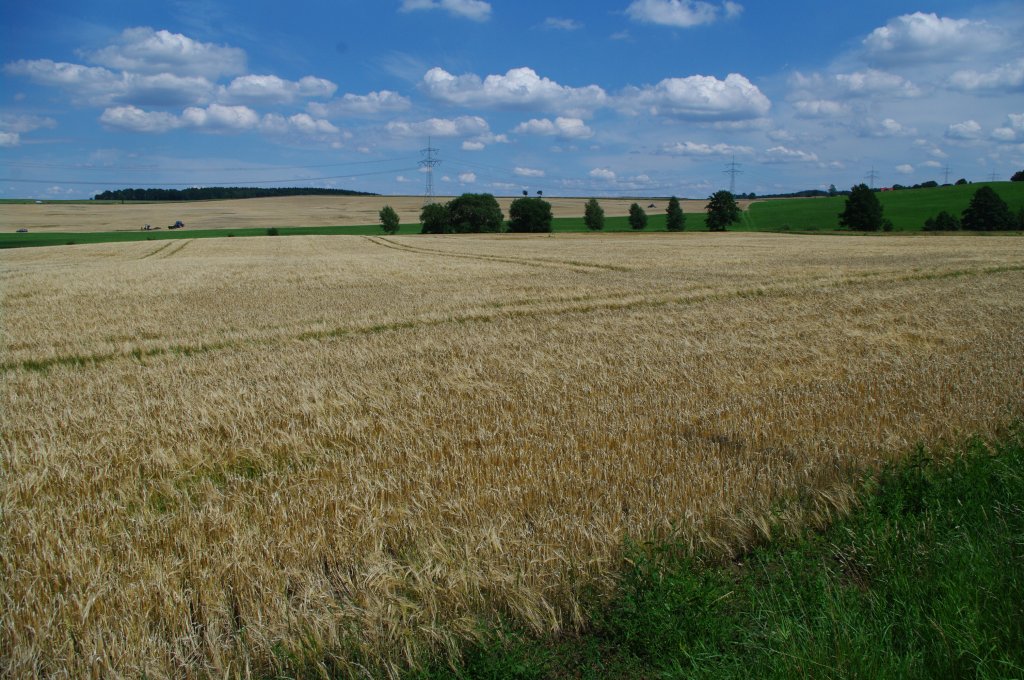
xmin=85 ymin=27 xmax=246 ymax=78
xmin=386 ymin=115 xmax=490 ymax=138
xmin=619 ymin=73 xmax=770 ymax=120
xmin=513 ymin=116 xmax=593 ymax=139
xmin=895 ymin=163 xmax=915 ymax=175
xmin=514 ymin=167 xmax=545 ymax=178
xmin=945 ymin=120 xmax=983 ymax=140
xmin=458 ymin=171 xmax=477 ymax=183
xmin=763 ymin=146 xmax=819 ymax=163
xmin=308 ymin=91 xmax=411 ymax=117
xmin=862 ymin=13 xmax=1005 ymax=65
xmin=992 ymin=113 xmax=1024 ymax=142
xmin=660 ymin=141 xmax=753 ymax=156
xmin=626 ymin=0 xmax=743 ymax=28
xmin=0 ymin=131 xmax=21 ymax=147
xmin=793 ymin=99 xmax=848 ymax=118
xmin=223 ymin=74 xmax=336 ymax=104
xmin=100 ymin=105 xmax=182 ymax=133
xmin=181 ymin=103 xmax=260 ymax=131
xmin=400 ymin=0 xmax=491 ymax=22
xmin=422 ymin=66 xmax=607 ymax=117
xmin=589 ymin=167 xmax=616 ymax=180
xmin=949 ymin=58 xmax=1024 ymax=93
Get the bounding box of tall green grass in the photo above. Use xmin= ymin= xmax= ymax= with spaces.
xmin=415 ymin=426 xmax=1024 ymax=679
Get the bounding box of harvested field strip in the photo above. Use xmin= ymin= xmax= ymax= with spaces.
xmin=4 ymin=263 xmax=1022 ymax=375
xmin=369 ymin=236 xmax=631 ymax=272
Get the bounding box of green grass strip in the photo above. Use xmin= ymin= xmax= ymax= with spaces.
xmin=413 ymin=425 xmax=1024 ymax=679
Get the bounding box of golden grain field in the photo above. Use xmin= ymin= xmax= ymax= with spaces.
xmin=0 ymin=195 xmax=737 ymax=233
xmin=2 ymin=232 xmax=1023 ymax=677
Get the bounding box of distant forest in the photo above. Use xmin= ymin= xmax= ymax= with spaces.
xmin=93 ymin=187 xmax=378 ymax=201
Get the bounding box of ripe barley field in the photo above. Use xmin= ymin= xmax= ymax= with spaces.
xmin=1 ymin=195 xmax=730 ymax=234
xmin=2 ymin=232 xmax=1023 ymax=677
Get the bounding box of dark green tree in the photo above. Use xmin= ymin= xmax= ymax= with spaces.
xmin=955 ymin=178 xmax=968 ymax=186
xmin=378 ymin=205 xmax=400 ymax=234
xmin=923 ymin=210 xmax=961 ymax=231
xmin=628 ymin=202 xmax=648 ymax=230
xmin=447 ymin=193 xmax=504 ymax=233
xmin=838 ymin=184 xmax=884 ymax=231
xmin=584 ymin=198 xmax=604 ymax=231
xmin=1011 ymin=170 xmax=1024 ymax=182
xmin=705 ymin=190 xmax=741 ymax=231
xmin=961 ymin=186 xmax=1014 ymax=231
xmin=828 ymin=184 xmax=838 ymax=197
xmin=665 ymin=196 xmax=686 ymax=232
xmin=508 ymin=197 xmax=553 ymax=233
xmin=419 ymin=203 xmax=450 ymax=234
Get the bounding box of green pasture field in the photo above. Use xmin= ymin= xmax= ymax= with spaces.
xmin=745 ymin=182 xmax=1024 ymax=232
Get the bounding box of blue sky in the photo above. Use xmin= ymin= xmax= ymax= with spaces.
xmin=2 ymin=0 xmax=1022 ymax=199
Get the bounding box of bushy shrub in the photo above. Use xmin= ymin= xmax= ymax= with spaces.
xmin=508 ymin=197 xmax=553 ymax=233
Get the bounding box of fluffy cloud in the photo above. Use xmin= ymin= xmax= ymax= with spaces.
xmin=660 ymin=141 xmax=753 ymax=156
xmin=399 ymin=0 xmax=491 ymax=22
xmin=589 ymin=167 xmax=616 ymax=180
xmin=0 ymin=114 xmax=57 ymax=134
xmin=862 ymin=13 xmax=1004 ymax=65
xmin=513 ymin=116 xmax=593 ymax=139
xmin=0 ymin=132 xmax=21 ymax=147
xmin=308 ymin=91 xmax=411 ymax=117
xmin=5 ymin=59 xmax=218 ymax=106
xmin=386 ymin=115 xmax=490 ymax=138
xmin=858 ymin=117 xmax=916 ymax=138
xmin=792 ymin=99 xmax=847 ymax=118
xmin=835 ymin=70 xmax=921 ymax=97
xmin=462 ymin=140 xmax=485 ymax=150
xmin=85 ymin=27 xmax=246 ymax=78
xmin=181 ymin=103 xmax=260 ymax=131
xmin=223 ymin=74 xmax=336 ymax=104
xmin=763 ymin=146 xmax=819 ymax=163
xmin=895 ymin=163 xmax=915 ymax=175
xmin=992 ymin=113 xmax=1024 ymax=142
xmin=945 ymin=120 xmax=983 ymax=140
xmin=100 ymin=105 xmax=183 ymax=133
xmin=619 ymin=73 xmax=770 ymax=120
xmin=422 ymin=67 xmax=607 ymax=116
xmin=949 ymin=59 xmax=1024 ymax=93
xmin=626 ymin=0 xmax=742 ymax=28
xmin=458 ymin=171 xmax=477 ymax=183
xmin=514 ymin=167 xmax=545 ymax=178
xmin=100 ymin=104 xmax=339 ymax=139
xmin=260 ymin=112 xmax=339 ymax=137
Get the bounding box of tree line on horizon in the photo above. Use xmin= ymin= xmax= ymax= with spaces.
xmin=93 ymin=187 xmax=377 ymax=202
xmin=378 ymin=191 xmax=745 ymax=234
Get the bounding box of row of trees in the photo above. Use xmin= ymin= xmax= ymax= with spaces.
xmin=94 ymin=186 xmax=375 ymax=201
xmin=380 ymin=191 xmax=746 ymax=234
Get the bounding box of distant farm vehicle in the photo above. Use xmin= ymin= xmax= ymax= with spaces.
xmin=16 ymin=228 xmax=29 ymax=233
xmin=168 ymin=220 xmax=185 ymax=230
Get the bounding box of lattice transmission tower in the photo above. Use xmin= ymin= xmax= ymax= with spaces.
xmin=723 ymin=155 xmax=743 ymax=194
xmin=419 ymin=137 xmax=441 ymax=204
